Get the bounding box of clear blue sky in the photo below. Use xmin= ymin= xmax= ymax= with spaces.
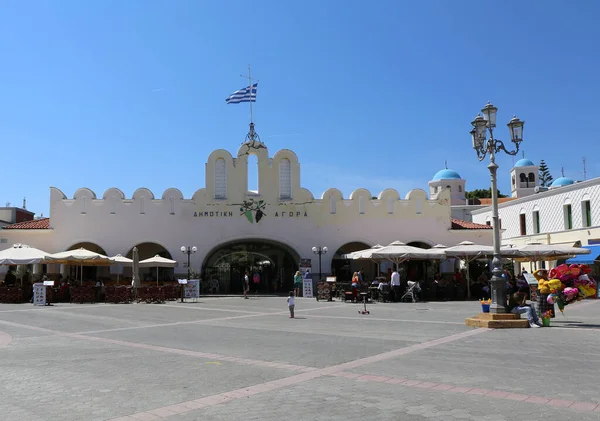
xmin=1 ymin=0 xmax=599 ymax=217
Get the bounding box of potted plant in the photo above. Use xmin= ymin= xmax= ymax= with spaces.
xmin=480 ymin=298 xmax=491 ymax=313
xmin=541 ymin=310 xmax=552 ymax=327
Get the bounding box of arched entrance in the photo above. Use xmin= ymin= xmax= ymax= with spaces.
xmin=125 ymin=243 xmax=174 ymax=284
xmin=406 ymin=242 xmax=433 ymax=284
xmin=202 ymin=239 xmax=300 ymax=294
xmin=331 ymin=242 xmax=374 ymax=283
xmin=67 ymin=242 xmax=110 ymax=281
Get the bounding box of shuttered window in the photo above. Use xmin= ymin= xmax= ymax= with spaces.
xmin=215 ymin=158 xmax=227 ymax=199
xmin=279 ymin=159 xmax=292 ymax=199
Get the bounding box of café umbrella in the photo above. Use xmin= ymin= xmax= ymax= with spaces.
xmin=132 ymin=247 xmax=140 ymax=288
xmin=110 ymin=254 xmax=133 ymax=282
xmin=0 ymin=244 xmax=50 ymax=286
xmin=43 ymin=248 xmax=113 ymax=285
xmin=138 ymin=255 xmax=177 ymax=286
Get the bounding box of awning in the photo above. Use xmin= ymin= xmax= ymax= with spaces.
xmin=565 ymin=245 xmax=600 ymax=264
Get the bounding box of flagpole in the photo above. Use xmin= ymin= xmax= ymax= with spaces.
xmin=248 ymin=64 xmax=253 ymax=125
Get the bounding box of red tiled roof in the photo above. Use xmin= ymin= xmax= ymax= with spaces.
xmin=451 ymin=218 xmax=492 ymax=230
xmin=3 ymin=218 xmax=50 ymax=230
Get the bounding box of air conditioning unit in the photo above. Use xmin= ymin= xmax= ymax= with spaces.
xmin=534 ymin=186 xmax=548 ymax=194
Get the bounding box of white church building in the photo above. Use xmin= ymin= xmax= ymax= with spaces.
xmin=1 ymin=132 xmax=493 ymax=291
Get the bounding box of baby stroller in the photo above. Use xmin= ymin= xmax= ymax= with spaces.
xmin=401 ymin=281 xmax=421 ymax=303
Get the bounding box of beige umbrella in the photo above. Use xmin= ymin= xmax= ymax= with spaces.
xmin=341 ymin=244 xmax=384 ymax=260
xmin=0 ymin=244 xmax=50 ymax=287
xmin=371 ymin=241 xmax=446 ymax=262
xmin=132 ymin=247 xmax=140 ymax=288
xmin=110 ymin=254 xmax=133 ymax=282
xmin=44 ymin=248 xmax=113 ymax=285
xmin=509 ymin=243 xmax=591 ymax=263
xmin=139 ymin=255 xmax=177 ymax=286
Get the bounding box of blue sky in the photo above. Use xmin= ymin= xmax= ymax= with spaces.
xmin=1 ymin=0 xmax=599 ymax=217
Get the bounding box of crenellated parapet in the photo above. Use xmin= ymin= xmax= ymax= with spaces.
xmin=48 ymin=147 xmax=454 ymax=229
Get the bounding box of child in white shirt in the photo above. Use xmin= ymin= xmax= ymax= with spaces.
xmin=287 ymin=291 xmax=295 ymax=318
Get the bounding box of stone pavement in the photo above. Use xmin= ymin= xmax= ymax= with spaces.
xmin=1 ymin=297 xmax=599 ymax=421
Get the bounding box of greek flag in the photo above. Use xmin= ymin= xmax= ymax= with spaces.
xmin=225 ymin=83 xmax=257 ymax=104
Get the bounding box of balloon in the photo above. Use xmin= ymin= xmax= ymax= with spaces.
xmin=547 ymin=294 xmax=558 ymax=304
xmin=548 ymin=279 xmax=562 ymax=292
xmin=563 ymin=287 xmax=578 ymax=297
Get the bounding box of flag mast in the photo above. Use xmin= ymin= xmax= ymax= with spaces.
xmin=241 ymin=65 xmax=260 ymax=144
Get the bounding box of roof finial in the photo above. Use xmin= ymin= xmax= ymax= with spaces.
xmin=444 ymin=160 xmax=448 ymax=169
xmin=522 ymin=150 xmax=525 ymax=159
xmin=561 ymin=167 xmax=565 ymax=177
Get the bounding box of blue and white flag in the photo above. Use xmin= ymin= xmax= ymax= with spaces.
xmin=225 ymin=83 xmax=257 ymax=104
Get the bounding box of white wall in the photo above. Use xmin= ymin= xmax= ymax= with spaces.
xmin=472 ymin=177 xmax=600 ymax=245
xmin=1 ymin=143 xmax=493 ymax=275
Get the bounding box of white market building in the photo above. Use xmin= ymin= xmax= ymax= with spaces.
xmin=1 ymin=137 xmax=493 ymax=292
xmin=469 ymin=159 xmax=600 ymax=273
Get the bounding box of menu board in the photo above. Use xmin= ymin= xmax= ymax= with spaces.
xmin=33 ymin=283 xmax=46 ymax=306
xmin=184 ymin=280 xmax=200 ymax=298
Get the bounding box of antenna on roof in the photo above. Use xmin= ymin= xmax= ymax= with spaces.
xmin=522 ymin=151 xmax=525 ymax=159
xmin=22 ymin=197 xmax=26 ymax=210
xmin=583 ymin=157 xmax=587 ymax=180
xmin=5 ymin=202 xmax=9 ymax=207
xmin=444 ymin=160 xmax=448 ymax=169
xmin=561 ymin=167 xmax=565 ymax=177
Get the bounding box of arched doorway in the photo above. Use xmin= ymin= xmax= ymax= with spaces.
xmin=331 ymin=242 xmax=374 ymax=283
xmin=125 ymin=243 xmax=174 ymax=284
xmin=202 ymin=239 xmax=300 ymax=294
xmin=406 ymin=242 xmax=433 ymax=284
xmin=67 ymin=242 xmax=110 ymax=281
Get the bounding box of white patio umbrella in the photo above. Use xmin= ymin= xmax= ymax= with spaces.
xmin=139 ymin=255 xmax=177 ymax=286
xmin=341 ymin=244 xmax=384 ymax=260
xmin=0 ymin=244 xmax=50 ymax=286
xmin=510 ymin=243 xmax=591 ymax=262
xmin=371 ymin=241 xmax=446 ymax=263
xmin=0 ymin=244 xmax=48 ymax=265
xmin=44 ymin=248 xmax=113 ymax=285
xmin=132 ymin=247 xmax=140 ymax=288
xmin=442 ymin=241 xmax=499 ymax=299
xmin=110 ymin=254 xmax=133 ymax=282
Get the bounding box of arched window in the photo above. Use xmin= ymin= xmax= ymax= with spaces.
xmin=446 ymin=185 xmax=451 ymax=192
xmin=278 ymin=159 xmax=292 ymax=199
xmin=512 ymin=176 xmax=515 ymax=186
xmin=214 ymin=158 xmax=227 ymax=199
xmin=458 ymin=185 xmax=462 ymax=193
xmin=520 ymin=173 xmax=527 ymax=182
xmin=528 ymin=172 xmax=535 ymax=182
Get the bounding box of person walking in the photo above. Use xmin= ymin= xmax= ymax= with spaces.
xmin=293 ymin=271 xmax=303 ymax=298
xmin=287 ymin=291 xmax=295 ymax=318
xmin=243 ymin=271 xmax=250 ymax=299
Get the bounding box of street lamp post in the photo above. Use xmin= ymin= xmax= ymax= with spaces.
xmin=471 ymin=102 xmax=524 ymax=313
xmin=180 ymin=245 xmax=197 ymax=302
xmin=311 ymin=246 xmax=328 ymax=281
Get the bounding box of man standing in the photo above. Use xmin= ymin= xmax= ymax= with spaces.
xmin=390 ymin=268 xmax=401 ymax=302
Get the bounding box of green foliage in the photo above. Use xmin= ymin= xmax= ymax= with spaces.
xmin=466 ymin=188 xmax=508 ymax=199
xmin=539 ymin=160 xmax=553 ymax=187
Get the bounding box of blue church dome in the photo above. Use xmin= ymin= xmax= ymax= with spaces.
xmin=432 ymin=169 xmax=462 ymax=181
xmin=514 ymin=158 xmax=535 ymax=167
xmin=550 ymin=177 xmax=575 ymax=188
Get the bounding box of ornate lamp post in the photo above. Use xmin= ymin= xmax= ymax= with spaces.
xmin=180 ymin=245 xmax=197 ymax=302
xmin=471 ymin=102 xmax=524 ymax=313
xmin=311 ymin=246 xmax=328 ymax=281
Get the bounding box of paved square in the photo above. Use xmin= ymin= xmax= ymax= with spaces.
xmin=1 ymin=297 xmax=599 ymax=420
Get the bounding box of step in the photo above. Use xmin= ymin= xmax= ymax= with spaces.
xmin=465 ymin=317 xmax=530 ymax=329
xmin=477 ymin=313 xmax=521 ymax=320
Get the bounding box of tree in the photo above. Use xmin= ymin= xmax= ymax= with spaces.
xmin=466 ymin=189 xmax=508 ymax=199
xmin=539 ymin=160 xmax=553 ymax=187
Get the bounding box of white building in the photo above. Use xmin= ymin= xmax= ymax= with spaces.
xmin=471 ymin=174 xmax=600 ymax=271
xmin=1 ymin=137 xmax=492 ymax=291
